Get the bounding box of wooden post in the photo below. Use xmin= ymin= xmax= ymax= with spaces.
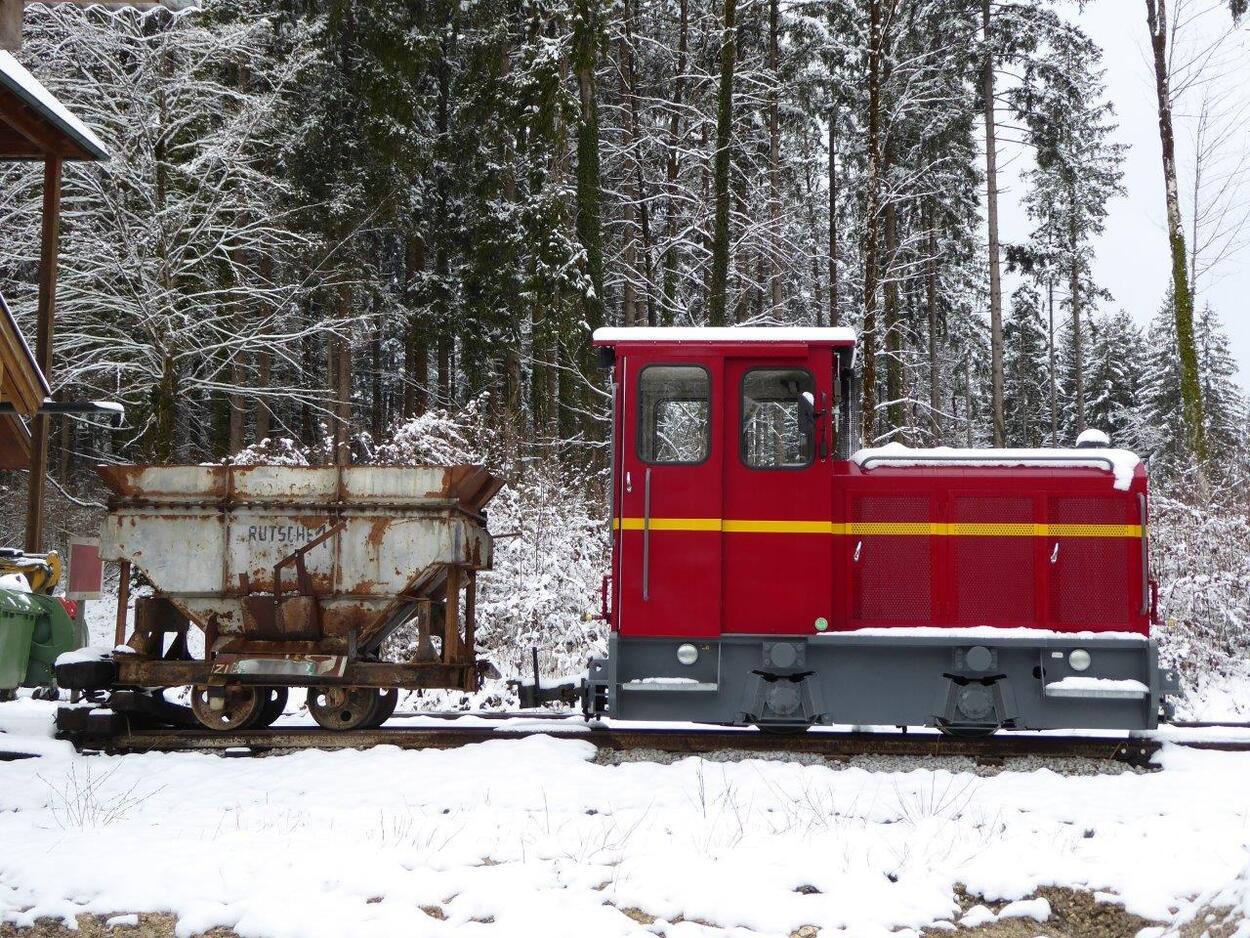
xmin=0 ymin=0 xmax=20 ymax=52
xmin=24 ymin=157 xmax=61 ymax=553
xmin=114 ymin=560 xmax=130 ymax=648
xmin=443 ymin=565 xmax=460 ymax=664
xmin=464 ymin=572 xmax=477 ymax=691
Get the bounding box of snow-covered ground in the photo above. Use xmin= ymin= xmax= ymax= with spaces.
xmin=2 ymin=698 xmax=1250 ymax=938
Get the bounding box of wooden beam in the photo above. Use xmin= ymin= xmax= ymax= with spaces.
xmin=0 ymin=86 xmax=71 ymax=158
xmin=443 ymin=565 xmax=460 ymax=664
xmin=24 ymin=155 xmax=59 ymax=553
xmin=0 ymin=0 xmax=19 ymax=53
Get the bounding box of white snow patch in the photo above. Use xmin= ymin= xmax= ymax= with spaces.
xmin=54 ymin=646 xmax=112 ymax=667
xmin=1163 ymin=855 xmax=1250 ymax=936
xmin=4 ymin=701 xmax=1250 ymax=937
xmin=1044 ymin=677 xmax=1149 ymax=696
xmin=999 ymin=897 xmax=1051 ymax=921
xmin=625 ymin=677 xmax=700 ymax=685
xmin=1076 ymin=428 xmax=1111 ymax=447
xmin=105 ymin=914 xmax=138 ymax=928
xmin=959 ymin=905 xmax=998 ymax=927
xmin=0 ymin=573 xmax=31 ymax=592
xmin=851 ymin=442 xmax=1142 ymax=491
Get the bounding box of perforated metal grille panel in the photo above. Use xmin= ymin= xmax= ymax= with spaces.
xmin=1047 ymin=496 xmax=1133 ymax=626
xmin=953 ymin=496 xmax=1035 ymax=625
xmin=852 ymin=495 xmax=932 ymax=623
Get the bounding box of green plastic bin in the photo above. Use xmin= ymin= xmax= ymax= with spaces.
xmin=24 ymin=593 xmax=77 ymax=688
xmin=0 ymin=588 xmax=40 ymax=692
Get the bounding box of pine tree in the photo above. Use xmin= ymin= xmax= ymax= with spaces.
xmin=1003 ymin=283 xmax=1051 ymax=447
xmin=1084 ymin=311 xmax=1146 ymax=446
xmin=1013 ymin=18 xmax=1125 ymax=437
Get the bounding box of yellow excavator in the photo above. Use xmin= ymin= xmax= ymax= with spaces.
xmin=0 ymin=548 xmax=62 ymax=595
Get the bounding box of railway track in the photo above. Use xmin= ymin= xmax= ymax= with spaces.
xmin=47 ymin=713 xmax=1250 ymax=768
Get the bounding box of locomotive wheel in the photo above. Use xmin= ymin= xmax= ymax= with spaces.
xmin=367 ymin=688 xmax=398 ymax=728
xmin=308 ymin=687 xmax=381 ymax=731
xmin=938 ymin=724 xmax=999 ymax=739
xmin=190 ymin=685 xmax=265 ymax=732
xmin=756 ymin=723 xmax=811 ymax=737
xmin=253 ymin=687 xmax=289 ymax=728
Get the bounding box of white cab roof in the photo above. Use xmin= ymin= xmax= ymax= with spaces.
xmin=593 ymin=326 xmax=857 ymax=345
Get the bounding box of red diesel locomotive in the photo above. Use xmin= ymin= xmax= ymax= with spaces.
xmin=583 ymin=327 xmax=1177 ymax=734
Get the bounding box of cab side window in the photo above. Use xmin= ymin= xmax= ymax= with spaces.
xmin=637 ymin=365 xmax=710 ymax=464
xmin=741 ymin=368 xmax=814 ymax=468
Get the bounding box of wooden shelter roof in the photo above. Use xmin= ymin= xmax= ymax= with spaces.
xmin=0 ymin=49 xmax=108 ymax=160
xmin=0 ymin=291 xmax=46 ymax=469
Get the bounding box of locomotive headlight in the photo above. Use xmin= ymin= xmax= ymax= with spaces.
xmin=1069 ymin=648 xmax=1092 ymax=672
xmin=676 ymin=643 xmax=699 ymax=666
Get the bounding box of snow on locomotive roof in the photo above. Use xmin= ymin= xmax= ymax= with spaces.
xmin=852 ymin=442 xmax=1142 ymax=491
xmin=593 ymin=326 xmax=857 ymax=345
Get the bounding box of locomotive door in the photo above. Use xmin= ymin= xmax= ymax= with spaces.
xmin=721 ymin=349 xmax=834 ymax=634
xmin=616 ymin=353 xmax=724 ymax=637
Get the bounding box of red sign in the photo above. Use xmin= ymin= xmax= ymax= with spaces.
xmin=66 ymin=537 xmax=102 ymax=600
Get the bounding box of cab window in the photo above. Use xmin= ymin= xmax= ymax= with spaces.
xmin=637 ymin=365 xmax=710 ymax=464
xmin=741 ymin=368 xmax=814 ymax=468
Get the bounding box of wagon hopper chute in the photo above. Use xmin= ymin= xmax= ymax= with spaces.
xmin=58 ymin=463 xmax=503 ymax=732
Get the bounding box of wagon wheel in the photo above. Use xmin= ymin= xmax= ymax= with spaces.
xmin=756 ymin=723 xmax=811 ymax=737
xmin=307 ymin=687 xmax=381 ymax=731
xmin=253 ymin=686 xmax=289 ymax=728
xmin=367 ymin=688 xmax=398 ymax=728
xmin=190 ymin=685 xmax=265 ymax=732
xmin=938 ymin=724 xmax=999 ymax=740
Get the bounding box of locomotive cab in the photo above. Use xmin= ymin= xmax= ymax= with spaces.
xmin=586 ymin=327 xmax=1177 ymax=734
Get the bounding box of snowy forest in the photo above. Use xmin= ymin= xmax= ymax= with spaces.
xmin=1 ymin=0 xmax=1248 ymax=694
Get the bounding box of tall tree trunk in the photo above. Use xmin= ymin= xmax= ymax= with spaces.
xmin=828 ymin=106 xmax=838 ymax=327
xmin=332 ymin=287 xmax=353 ymax=466
xmin=661 ymin=0 xmax=689 ymax=320
xmin=1047 ymin=278 xmax=1057 ymax=446
xmin=403 ymin=235 xmax=428 ymax=418
xmin=733 ymin=181 xmax=751 ymax=324
xmin=862 ymin=0 xmax=883 ymax=443
xmin=982 ymin=0 xmax=1005 ymax=447
xmin=708 ymin=0 xmax=737 ymax=325
xmin=1145 ymin=0 xmax=1207 ymax=463
xmin=927 ymin=217 xmax=939 ymax=441
xmin=254 ymin=252 xmax=273 ymax=440
xmin=371 ymin=306 xmax=384 ymax=440
xmin=884 ymin=167 xmax=902 ymax=435
xmin=256 ymin=345 xmax=271 ymax=441
xmin=438 ymin=333 xmax=451 ymax=406
xmin=618 ymin=0 xmax=641 ymax=326
xmin=228 ymin=355 xmax=245 ymax=455
xmin=573 ymin=0 xmax=604 ymax=439
xmin=1068 ymin=196 xmax=1085 ymax=435
xmin=767 ymin=0 xmax=782 ymax=314
xmin=574 ymin=0 xmax=604 ymax=322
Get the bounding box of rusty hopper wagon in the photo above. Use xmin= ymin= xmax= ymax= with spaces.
xmin=58 ymin=463 xmax=503 ymax=732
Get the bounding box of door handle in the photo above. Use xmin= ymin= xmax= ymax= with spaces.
xmin=853 ymin=540 xmax=862 ymax=563
xmin=625 ymin=471 xmax=632 ymax=494
xmin=1050 ymin=542 xmax=1060 ymax=564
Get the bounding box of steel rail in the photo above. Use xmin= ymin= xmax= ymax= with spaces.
xmin=57 ymin=721 xmax=1234 ymax=768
